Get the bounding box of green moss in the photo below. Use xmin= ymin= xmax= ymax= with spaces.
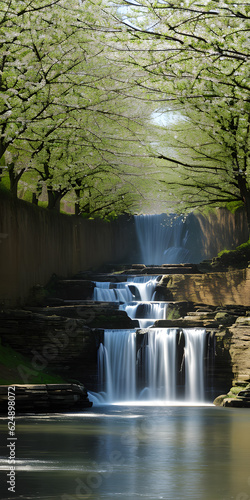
xmin=227 ymin=386 xmax=243 ymax=398
xmin=218 ymin=239 xmax=250 ymax=258
xmin=236 ymin=239 xmax=250 ymax=251
xmin=166 ymin=308 xmax=180 ymax=320
xmin=217 ymin=249 xmax=230 ymax=258
xmin=214 ymin=238 xmax=250 ymax=269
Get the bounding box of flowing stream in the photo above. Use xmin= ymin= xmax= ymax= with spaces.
xmin=1 ymin=407 xmax=250 ymax=500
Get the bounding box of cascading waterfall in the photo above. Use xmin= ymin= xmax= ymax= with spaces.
xmin=120 ymin=302 xmax=167 ymax=328
xmin=93 ymin=276 xmax=165 ymax=328
xmin=93 ymin=282 xmax=134 ymax=302
xmin=90 ymin=276 xmax=208 ymax=405
xmin=134 ymin=213 xmax=191 ymax=265
xmin=93 ymin=276 xmax=158 ymax=303
xmin=97 ymin=327 xmax=206 ymax=403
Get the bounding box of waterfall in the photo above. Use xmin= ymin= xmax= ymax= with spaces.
xmin=183 ymin=328 xmax=206 ymax=401
xmin=145 ymin=328 xmax=177 ymax=400
xmin=99 ymin=329 xmax=137 ymax=402
xmin=93 ymin=276 xmax=158 ymax=303
xmin=97 ymin=327 xmax=206 ymax=403
xmin=134 ymin=213 xmax=191 ymax=265
xmin=120 ymin=301 xmax=167 ymax=328
xmin=90 ymin=275 xmax=209 ymax=405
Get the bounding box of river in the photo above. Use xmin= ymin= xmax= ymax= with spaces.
xmin=1 ymin=404 xmax=250 ymax=500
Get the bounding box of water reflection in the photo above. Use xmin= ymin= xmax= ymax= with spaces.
xmin=0 ymin=406 xmax=250 ymax=500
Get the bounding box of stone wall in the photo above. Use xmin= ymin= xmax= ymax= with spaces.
xmin=196 ymin=208 xmax=248 ymax=258
xmin=0 ymin=192 xmax=136 ymax=307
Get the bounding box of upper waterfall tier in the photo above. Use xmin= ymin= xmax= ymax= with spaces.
xmin=134 ymin=213 xmax=201 ymax=265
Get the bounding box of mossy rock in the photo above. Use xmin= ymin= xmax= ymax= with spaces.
xmin=213 ymin=395 xmax=227 ymax=406
xmin=213 ymin=241 xmax=250 ymax=269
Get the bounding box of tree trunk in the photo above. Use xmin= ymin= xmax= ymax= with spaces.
xmin=8 ymin=164 xmax=18 ymax=198
xmin=47 ymin=187 xmax=63 ymax=212
xmin=244 ymin=191 xmax=250 ymax=239
xmin=8 ymin=163 xmax=26 ymax=198
xmin=237 ymin=173 xmax=250 ymax=239
xmin=75 ymin=188 xmax=81 ymax=216
xmin=32 ymin=193 xmax=39 ymax=205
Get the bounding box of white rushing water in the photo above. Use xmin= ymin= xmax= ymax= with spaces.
xmin=93 ymin=276 xmax=159 ymax=302
xmin=90 ymin=275 xmax=208 ymax=405
xmin=98 ymin=329 xmax=137 ymax=402
xmin=145 ymin=328 xmax=177 ymax=401
xmin=120 ymin=301 xmax=167 ymax=328
xmin=183 ymin=328 xmax=206 ymax=401
xmin=134 ymin=213 xmax=191 ymax=265
xmin=95 ymin=327 xmax=206 ymax=404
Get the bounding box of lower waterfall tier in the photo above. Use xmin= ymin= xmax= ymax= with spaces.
xmin=89 ymin=328 xmax=211 ymax=405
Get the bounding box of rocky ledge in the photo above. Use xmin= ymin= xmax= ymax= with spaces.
xmin=0 ymin=383 xmax=92 ymax=415
xmin=214 ymin=384 xmax=250 ymax=408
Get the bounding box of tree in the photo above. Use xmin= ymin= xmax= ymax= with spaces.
xmin=1 ymin=0 xmax=158 ymax=215
xmin=99 ymin=0 xmax=250 ymax=229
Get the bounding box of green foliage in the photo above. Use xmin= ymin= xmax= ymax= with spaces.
xmin=217 ymin=249 xmax=230 ymax=258
xmin=1 ymin=0 xmax=249 ymax=221
xmin=225 ymin=201 xmax=245 ymax=215
xmin=109 ymin=0 xmax=250 ymax=222
xmin=0 ymin=0 xmax=157 ymax=217
xmin=0 ymin=177 xmax=10 ymax=193
xmin=0 ymin=340 xmax=65 ymax=385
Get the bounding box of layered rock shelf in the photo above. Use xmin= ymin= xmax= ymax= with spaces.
xmin=0 ymin=383 xmax=92 ymax=414
xmin=158 ymin=268 xmax=250 ymax=306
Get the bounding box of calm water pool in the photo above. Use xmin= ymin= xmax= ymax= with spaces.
xmin=0 ymin=405 xmax=250 ymax=500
